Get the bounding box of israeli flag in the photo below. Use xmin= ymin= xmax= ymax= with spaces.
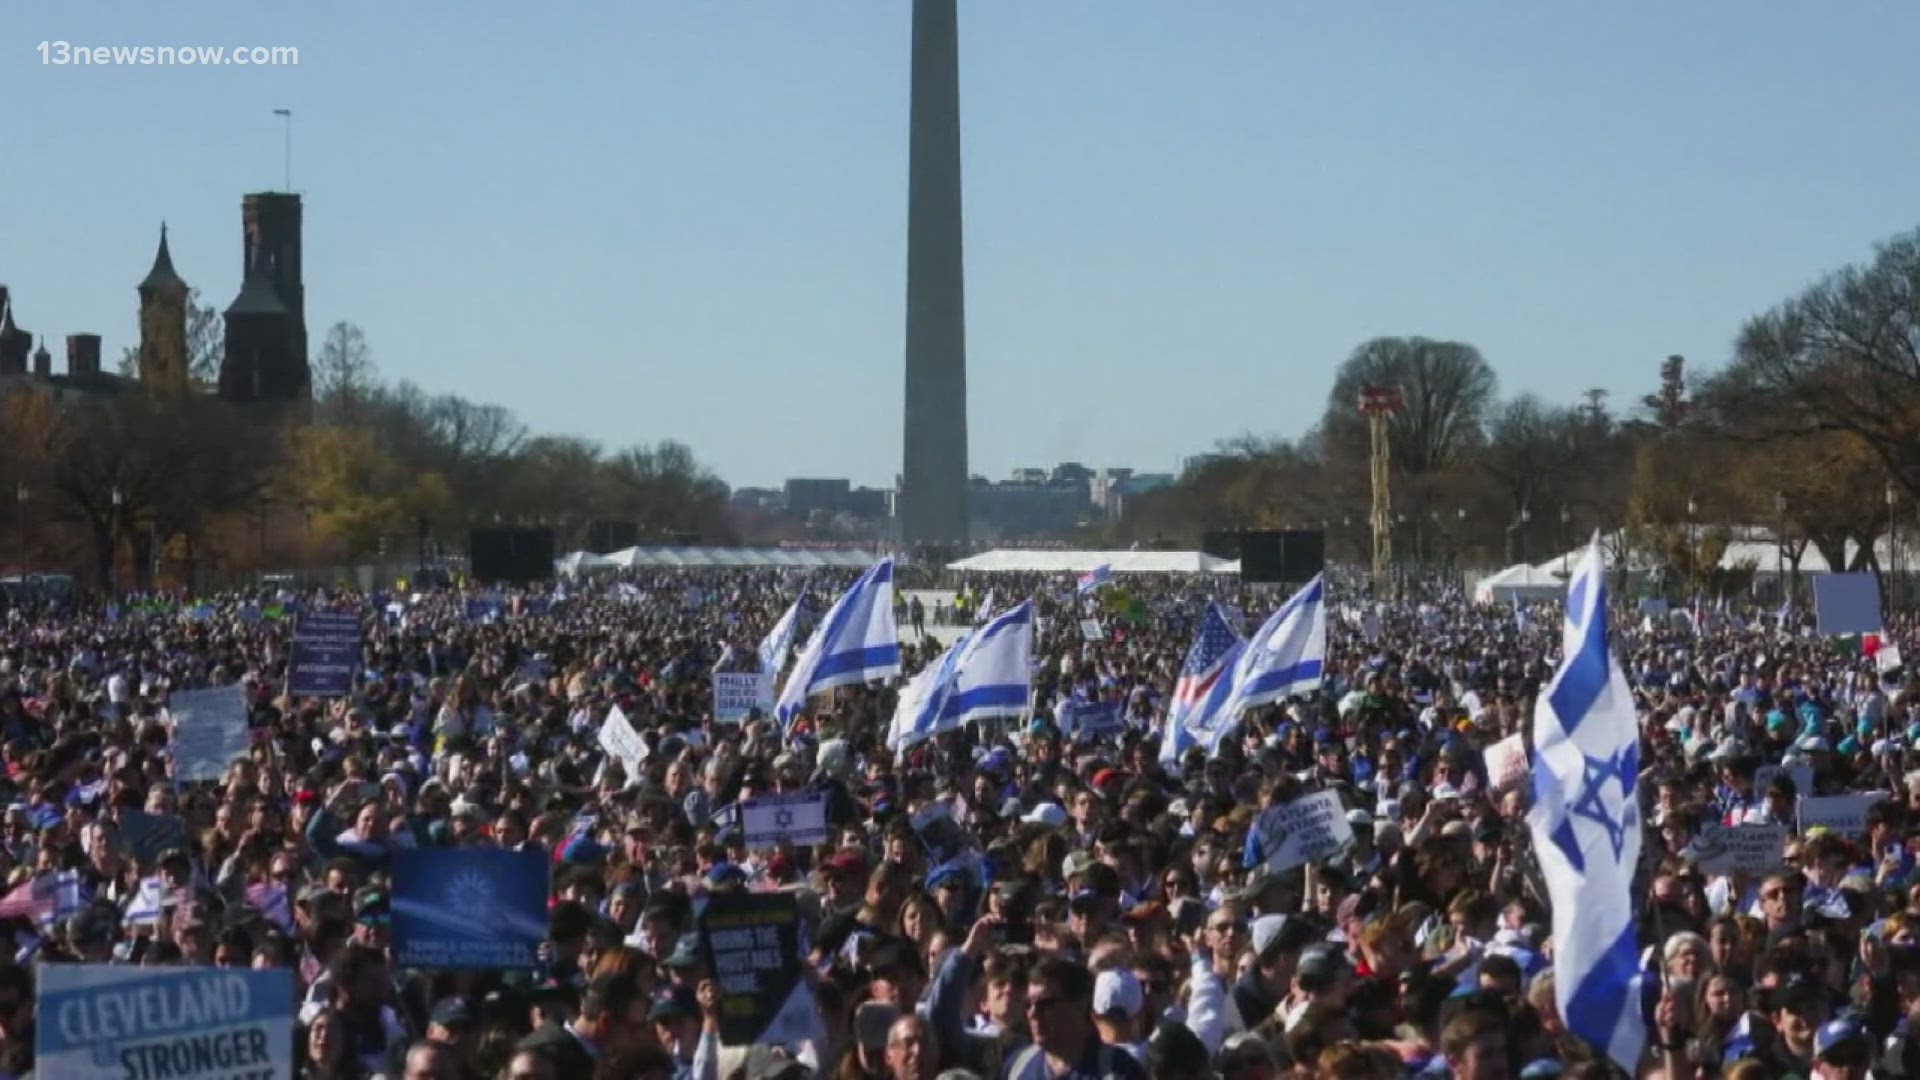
xmin=1185 ymin=575 xmax=1326 ymax=754
xmin=1526 ymin=535 xmax=1646 ymax=1074
xmin=889 ymin=601 xmax=1034 ymax=751
xmin=759 ymin=596 xmax=806 ymax=678
xmin=1077 ymin=563 xmax=1113 ymax=594
xmin=775 ymin=559 xmax=900 ymax=727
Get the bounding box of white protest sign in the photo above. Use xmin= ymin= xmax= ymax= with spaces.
xmin=169 ymin=685 xmax=251 ymax=785
xmin=597 ymin=704 xmax=648 ymax=775
xmin=1797 ymin=792 xmax=1890 ymax=836
xmin=1249 ymin=790 xmax=1354 ymax=873
xmin=1484 ymin=734 xmax=1528 ymax=792
xmin=1686 ymin=822 xmax=1788 ymax=876
xmin=1080 ymin=620 xmax=1104 ymax=643
xmin=1879 ymin=644 xmax=1904 ymax=674
xmin=741 ymin=792 xmax=830 ymax=850
xmin=713 ymin=672 xmax=775 ymax=724
xmin=36 ymin=965 xmax=295 ymax=1079
xmin=1752 ymin=764 xmax=1814 ymax=800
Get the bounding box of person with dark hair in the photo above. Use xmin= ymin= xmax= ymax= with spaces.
xmin=1439 ymin=1007 xmax=1508 ymax=1080
xmin=1143 ymin=1023 xmax=1210 ymax=1080
xmin=1001 ymin=956 xmax=1147 ymax=1080
xmin=519 ymin=971 xmax=644 ymax=1075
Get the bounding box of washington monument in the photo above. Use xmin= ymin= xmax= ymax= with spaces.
xmin=899 ymin=0 xmax=969 ymax=543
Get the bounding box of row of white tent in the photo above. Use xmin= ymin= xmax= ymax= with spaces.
xmin=557 ymin=547 xmax=883 ymax=574
xmin=945 ymin=549 xmax=1239 ymax=574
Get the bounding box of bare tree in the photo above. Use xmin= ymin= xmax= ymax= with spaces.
xmin=1322 ymin=336 xmax=1498 ymax=477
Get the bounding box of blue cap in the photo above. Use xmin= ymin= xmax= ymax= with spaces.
xmin=704 ymin=862 xmax=747 ymax=888
xmin=1816 ymin=1015 xmax=1869 ymax=1058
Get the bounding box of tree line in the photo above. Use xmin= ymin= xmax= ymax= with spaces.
xmin=1108 ymin=225 xmax=1920 ymax=592
xmin=3 ymin=321 xmax=732 ymax=588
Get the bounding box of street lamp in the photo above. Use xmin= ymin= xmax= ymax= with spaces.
xmin=1888 ymin=482 xmax=1900 ymax=608
xmin=1774 ymin=491 xmax=1788 ymax=605
xmin=12 ymin=483 xmax=25 ymax=572
xmin=110 ymin=486 xmax=123 ymax=595
xmin=1686 ymin=494 xmax=1699 ymax=598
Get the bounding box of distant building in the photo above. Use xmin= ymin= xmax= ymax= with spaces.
xmin=786 ymin=478 xmax=853 ymax=520
xmin=0 ymin=282 xmax=132 ymax=400
xmin=137 ymin=224 xmax=191 ymax=393
xmin=1009 ymin=468 xmax=1048 ymax=485
xmin=221 ymin=192 xmax=311 ymax=404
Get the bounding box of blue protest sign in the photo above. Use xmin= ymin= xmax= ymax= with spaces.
xmin=288 ymin=611 xmax=361 ymax=698
xmin=37 ymin=964 xmax=294 ymax=1079
xmin=1066 ymin=699 xmax=1123 ymax=737
xmin=392 ymin=849 xmax=549 ymax=969
xmin=1813 ymin=572 xmax=1884 ymax=636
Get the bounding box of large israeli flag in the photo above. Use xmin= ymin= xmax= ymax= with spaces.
xmin=1186 ymin=575 xmax=1325 ymax=754
xmin=889 ymin=601 xmax=1034 ymax=751
xmin=758 ymin=595 xmax=806 ymax=677
xmin=1527 ymin=536 xmax=1646 ymax=1074
xmin=775 ymin=559 xmax=900 ymax=726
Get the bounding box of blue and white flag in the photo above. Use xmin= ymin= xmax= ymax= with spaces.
xmin=1077 ymin=563 xmax=1114 ymax=594
xmin=759 ymin=595 xmax=806 ymax=677
xmin=775 ymin=559 xmax=900 ymax=727
xmin=1526 ymin=535 xmax=1647 ymax=1074
xmin=1159 ymin=601 xmax=1244 ymax=764
xmin=1185 ymin=575 xmax=1326 ymax=754
xmin=889 ymin=601 xmax=1034 ymax=751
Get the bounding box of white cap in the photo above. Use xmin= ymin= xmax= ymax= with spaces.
xmin=1093 ymin=968 xmax=1144 ymax=1019
xmin=1022 ymin=802 xmax=1068 ymax=829
xmin=1345 ymin=809 xmax=1374 ymax=828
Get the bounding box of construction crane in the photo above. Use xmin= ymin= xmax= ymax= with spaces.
xmin=1357 ymin=386 xmax=1404 ymax=595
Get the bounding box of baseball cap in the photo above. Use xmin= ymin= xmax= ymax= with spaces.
xmin=1296 ymin=942 xmax=1349 ymax=982
xmin=1092 ymin=969 xmax=1144 ymax=1019
xmin=1816 ymin=1015 xmax=1870 ymax=1059
xmin=1022 ymin=803 xmax=1068 ymax=829
xmin=1250 ymin=914 xmax=1289 ymax=958
xmin=661 ymin=936 xmax=704 ymax=970
xmin=429 ymin=999 xmax=472 ymax=1030
xmin=648 ymin=987 xmax=699 ymax=1023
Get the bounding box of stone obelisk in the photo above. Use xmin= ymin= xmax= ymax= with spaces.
xmin=899 ymin=0 xmax=969 ymax=544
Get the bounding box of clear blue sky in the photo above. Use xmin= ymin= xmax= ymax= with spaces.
xmin=5 ymin=2 xmax=1917 ymax=490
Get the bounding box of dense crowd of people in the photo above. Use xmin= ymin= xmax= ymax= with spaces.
xmin=0 ymin=562 xmax=1909 ymax=1080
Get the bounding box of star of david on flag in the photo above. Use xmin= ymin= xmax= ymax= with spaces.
xmin=1526 ymin=534 xmax=1647 ymax=1074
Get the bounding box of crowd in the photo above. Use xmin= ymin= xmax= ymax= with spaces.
xmin=0 ymin=560 xmax=1908 ymax=1080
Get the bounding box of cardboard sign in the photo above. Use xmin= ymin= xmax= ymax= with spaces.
xmin=597 ymin=704 xmax=648 ymax=774
xmin=713 ymin=672 xmax=775 ymax=724
xmin=1248 ymin=790 xmax=1354 ymax=872
xmin=741 ymin=793 xmax=829 ymax=850
xmin=169 ymin=686 xmax=251 ymax=786
xmin=1080 ymin=620 xmax=1104 ymax=643
xmin=1687 ymin=822 xmax=1788 ymax=876
xmin=1797 ymin=792 xmax=1891 ymax=836
xmin=1484 ymin=734 xmax=1528 ymax=792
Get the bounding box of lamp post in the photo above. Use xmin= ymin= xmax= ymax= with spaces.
xmin=1774 ymin=491 xmax=1787 ymax=606
xmin=1560 ymin=505 xmax=1571 ymax=580
xmin=1888 ymin=482 xmax=1900 ymax=608
xmin=13 ymin=483 xmax=26 ymax=572
xmin=1685 ymin=494 xmax=1699 ymax=599
xmin=1519 ymin=506 xmax=1531 ymax=565
xmin=110 ymin=486 xmax=123 ymax=595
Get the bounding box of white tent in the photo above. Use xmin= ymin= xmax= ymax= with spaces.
xmin=596 ymin=546 xmax=881 ymax=569
xmin=1474 ymin=563 xmax=1565 ymax=605
xmin=556 ymin=551 xmax=617 ymax=577
xmin=945 ymin=549 xmax=1238 ymax=574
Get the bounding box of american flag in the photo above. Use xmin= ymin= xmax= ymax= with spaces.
xmin=1158 ymin=601 xmax=1244 ymax=763
xmin=1077 ymin=563 xmax=1114 ymax=594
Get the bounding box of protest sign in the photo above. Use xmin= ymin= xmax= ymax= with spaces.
xmin=1814 ymin=573 xmax=1884 ymax=636
xmin=1483 ymin=734 xmax=1528 ymax=792
xmin=288 ymin=611 xmax=361 ymax=698
xmin=1752 ymin=764 xmax=1814 ymax=800
xmin=1686 ymin=822 xmax=1789 ymax=876
xmin=1248 ymin=790 xmax=1354 ymax=872
xmin=116 ymin=810 xmax=189 ymax=864
xmin=698 ymin=891 xmax=823 ymax=1049
xmin=169 ymin=686 xmax=251 ymax=785
xmin=1065 ymin=699 xmax=1123 ymax=738
xmin=1879 ymin=643 xmax=1905 ymax=674
xmin=1798 ymin=792 xmax=1891 ymax=836
xmin=1079 ymin=620 xmax=1104 ymax=643
xmin=910 ymin=801 xmax=976 ymax=867
xmin=597 ymin=704 xmax=648 ymax=775
xmin=392 ymin=848 xmax=548 ymax=969
xmin=741 ymin=792 xmax=829 ymax=850
xmin=712 ymin=672 xmax=775 ymax=724
xmin=36 ymin=964 xmax=293 ymax=1079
